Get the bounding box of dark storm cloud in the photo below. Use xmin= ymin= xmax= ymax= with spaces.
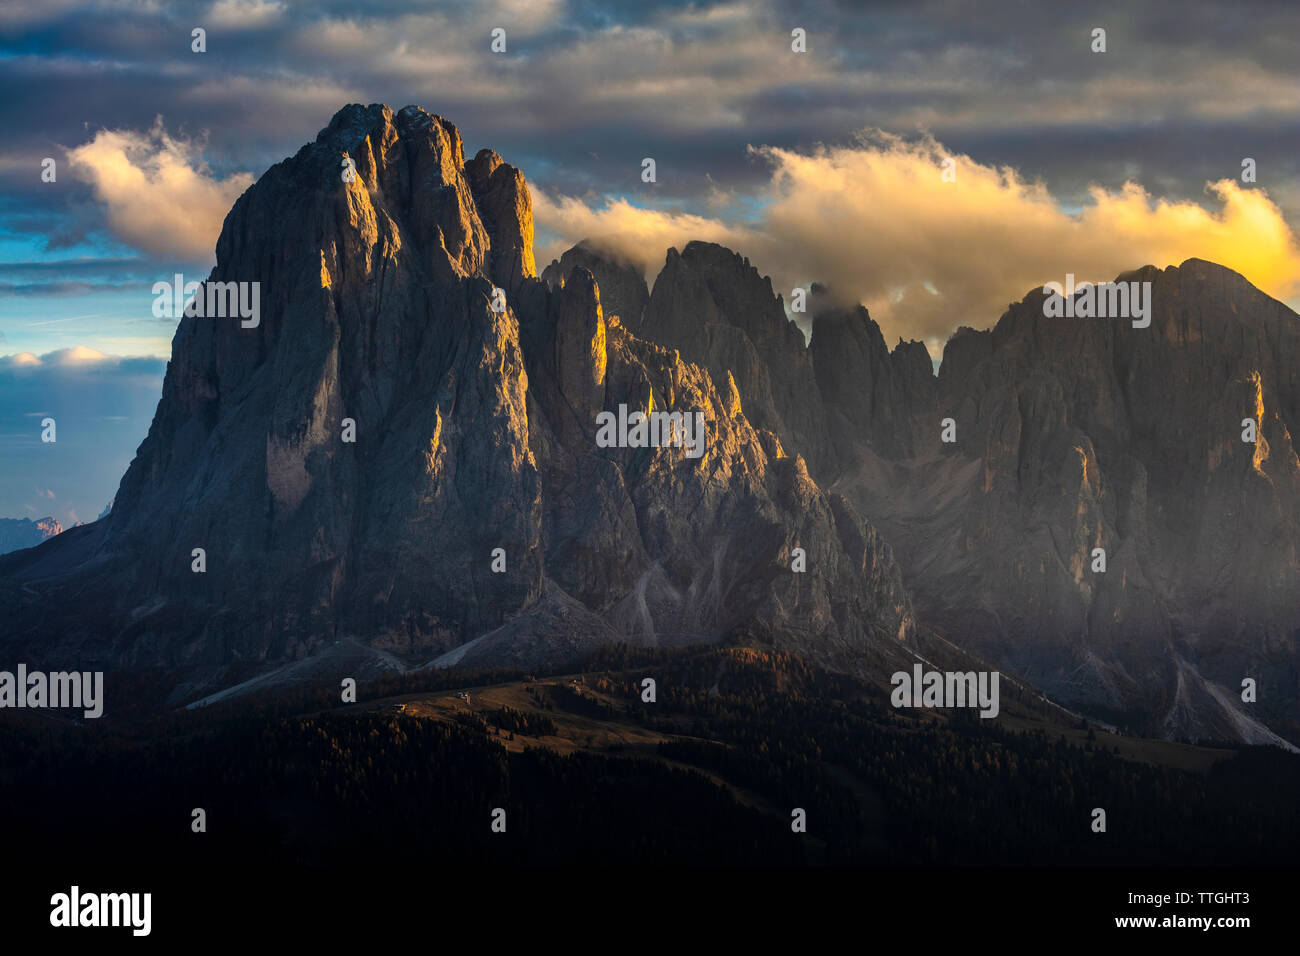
xmin=0 ymin=0 xmax=1296 ymax=298
xmin=2 ymin=0 xmax=1295 ymax=198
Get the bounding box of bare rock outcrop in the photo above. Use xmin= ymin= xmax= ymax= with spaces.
xmin=541 ymin=241 xmax=650 ymax=331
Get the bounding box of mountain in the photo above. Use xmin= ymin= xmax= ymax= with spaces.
xmin=629 ymin=243 xmax=1299 ymax=744
xmin=0 ymin=516 xmax=63 ymax=556
xmin=2 ymin=103 xmax=1295 ymax=746
xmin=0 ymin=104 xmax=914 ymax=700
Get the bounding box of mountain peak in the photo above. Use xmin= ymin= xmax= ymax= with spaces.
xmin=0 ymin=516 xmax=63 ymax=557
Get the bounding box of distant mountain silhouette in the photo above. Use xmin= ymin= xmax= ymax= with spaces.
xmin=0 ymin=515 xmax=62 ymax=556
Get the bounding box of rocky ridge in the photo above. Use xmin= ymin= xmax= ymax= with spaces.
xmin=616 ymin=243 xmax=1299 ymax=744
xmin=0 ymin=516 xmax=63 ymax=557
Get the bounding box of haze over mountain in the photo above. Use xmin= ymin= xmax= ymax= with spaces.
xmin=1 ymin=104 xmax=1295 ymax=748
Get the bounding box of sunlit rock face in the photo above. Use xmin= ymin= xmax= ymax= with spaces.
xmin=639 ymin=242 xmax=837 ymax=479
xmin=0 ymin=105 xmax=915 ymax=696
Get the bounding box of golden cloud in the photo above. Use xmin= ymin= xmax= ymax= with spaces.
xmin=67 ymin=120 xmax=254 ymax=263
xmin=535 ymin=130 xmax=1300 ymax=356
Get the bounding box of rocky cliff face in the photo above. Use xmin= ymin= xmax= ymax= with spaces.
xmin=0 ymin=104 xmax=914 ymax=696
xmin=906 ymin=261 xmax=1300 ymax=743
xmin=635 ymin=243 xmax=1299 ymax=743
xmin=639 ymin=243 xmax=836 ymax=478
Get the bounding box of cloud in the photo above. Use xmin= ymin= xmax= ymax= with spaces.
xmin=0 ymin=0 xmax=83 ymax=29
xmin=538 ymin=130 xmax=1300 ymax=354
xmin=0 ymin=347 xmax=165 ymax=376
xmin=205 ymin=0 xmax=285 ymax=30
xmin=13 ymin=345 xmax=109 ymax=366
xmin=531 ymin=189 xmax=754 ymax=277
xmin=66 ymin=119 xmax=254 ymax=262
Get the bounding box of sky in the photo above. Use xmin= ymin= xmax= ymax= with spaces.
xmin=1 ymin=0 xmax=1298 ymax=525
